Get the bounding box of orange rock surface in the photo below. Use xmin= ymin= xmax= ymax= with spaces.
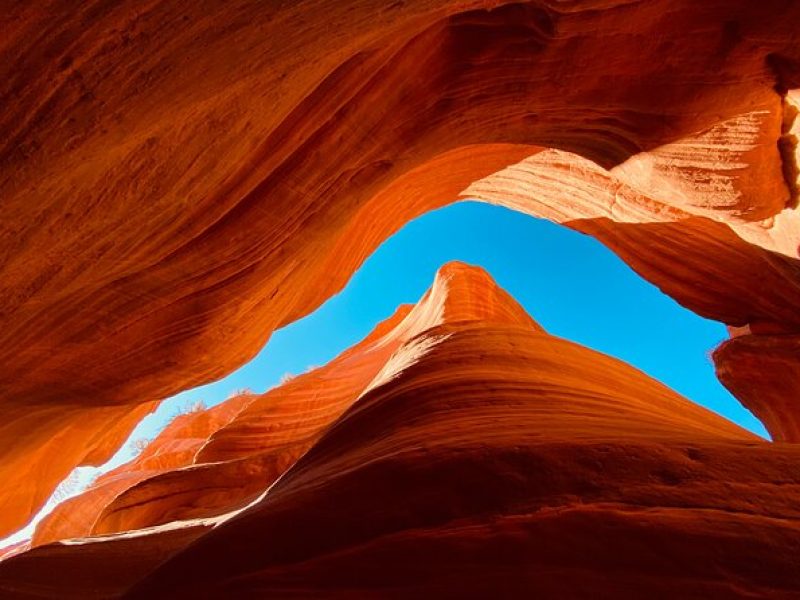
xmin=1 ymin=0 xmax=799 ymax=536
xmin=29 ymin=264 xmax=539 ymax=542
xmin=3 ymin=264 xmax=800 ymax=598
xmin=31 ymin=395 xmax=250 ymax=546
xmin=1 ymin=1 xmax=800 ymax=595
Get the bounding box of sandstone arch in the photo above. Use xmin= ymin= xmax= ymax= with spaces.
xmin=1 ymin=0 xmax=799 ymax=539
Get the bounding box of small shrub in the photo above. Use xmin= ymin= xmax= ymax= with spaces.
xmin=128 ymin=436 xmax=152 ymax=457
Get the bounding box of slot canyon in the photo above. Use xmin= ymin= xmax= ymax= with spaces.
xmin=1 ymin=0 xmax=799 ymax=597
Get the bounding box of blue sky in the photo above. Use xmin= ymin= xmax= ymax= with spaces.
xmin=2 ymin=200 xmax=766 ymax=546
xmin=161 ymin=200 xmax=764 ymax=433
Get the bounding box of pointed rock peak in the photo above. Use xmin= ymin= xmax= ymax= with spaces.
xmin=362 ymin=262 xmax=542 ymax=356
xmin=420 ymin=261 xmax=543 ymax=331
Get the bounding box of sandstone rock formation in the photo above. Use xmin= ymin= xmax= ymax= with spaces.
xmin=31 ymin=395 xmax=250 ymax=546
xmin=1 ymin=0 xmax=800 ymax=537
xmin=28 ymin=263 xmax=540 ymax=544
xmin=1 ymin=522 xmax=212 ymax=600
xmin=2 ymin=1 xmax=800 ymax=596
xmin=2 ymin=264 xmax=800 ymax=598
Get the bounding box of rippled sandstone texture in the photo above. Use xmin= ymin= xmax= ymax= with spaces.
xmin=30 ymin=395 xmax=250 ymax=547
xmin=2 ymin=264 xmax=800 ymax=598
xmin=1 ymin=0 xmax=799 ymax=560
xmin=25 ymin=264 xmax=540 ymax=545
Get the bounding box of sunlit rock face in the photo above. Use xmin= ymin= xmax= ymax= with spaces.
xmin=31 ymin=395 xmax=250 ymax=547
xmin=1 ymin=264 xmax=799 ymax=598
xmin=2 ymin=0 xmax=800 ymax=594
xmin=1 ymin=0 xmax=800 ymax=536
xmin=29 ymin=264 xmax=542 ymax=545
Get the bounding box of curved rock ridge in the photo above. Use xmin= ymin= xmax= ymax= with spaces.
xmin=2 ymin=0 xmax=800 ymax=538
xmin=124 ymin=266 xmax=800 ymax=597
xmin=463 ymin=106 xmax=800 ymax=439
xmin=709 ymin=89 xmax=800 ymax=442
xmin=30 ymin=263 xmax=541 ymax=543
xmin=195 ymin=262 xmax=540 ymax=468
xmin=7 ymin=263 xmax=796 ymax=598
xmin=0 ymin=542 xmax=28 ymax=563
xmin=30 ymin=394 xmax=251 ymax=547
xmin=2 ymin=521 xmax=212 ymax=600
xmin=714 ymin=333 xmax=800 ymax=443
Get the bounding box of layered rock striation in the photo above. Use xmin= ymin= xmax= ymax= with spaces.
xmin=28 ymin=263 xmax=542 ymax=544
xmin=1 ymin=264 xmax=799 ymax=598
xmin=1 ymin=0 xmax=800 ymax=536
